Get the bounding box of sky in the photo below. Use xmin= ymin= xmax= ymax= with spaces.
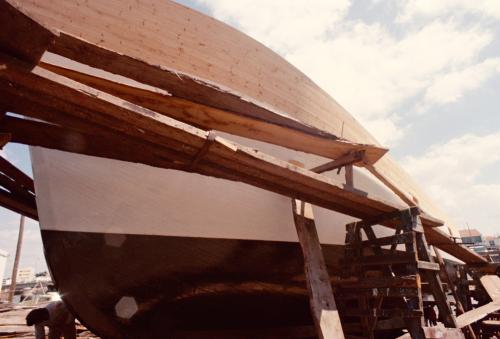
xmin=1 ymin=0 xmax=499 ymax=275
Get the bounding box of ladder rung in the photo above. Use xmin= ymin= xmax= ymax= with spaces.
xmin=417 ymin=261 xmax=440 ymax=271
xmin=341 ymin=308 xmax=423 ymax=318
xmin=336 ymin=276 xmax=420 ymax=289
xmin=360 ymin=232 xmax=415 ymax=247
xmin=353 ymin=252 xmax=416 ymax=266
xmin=336 ymin=288 xmax=420 ymax=299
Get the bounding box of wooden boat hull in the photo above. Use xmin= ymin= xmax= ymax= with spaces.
xmin=31 ymin=145 xmax=399 ymax=338
xmin=42 ymin=229 xmax=344 ymax=338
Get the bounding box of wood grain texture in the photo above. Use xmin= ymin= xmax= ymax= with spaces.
xmin=480 ymin=275 xmax=500 ymax=301
xmin=292 ymin=199 xmax=344 ymax=339
xmin=456 ymin=300 xmax=500 ymax=328
xmin=39 ymin=61 xmax=387 ymax=165
xmin=8 ymin=0 xmax=458 ymax=235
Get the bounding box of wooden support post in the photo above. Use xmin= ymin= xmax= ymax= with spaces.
xmin=7 ymin=215 xmax=25 ymax=303
xmin=344 ymin=164 xmax=353 ymax=189
xmin=291 ymin=199 xmax=345 ymax=339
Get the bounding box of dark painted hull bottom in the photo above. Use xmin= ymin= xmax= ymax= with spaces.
xmin=42 ymin=230 xmax=346 ymax=338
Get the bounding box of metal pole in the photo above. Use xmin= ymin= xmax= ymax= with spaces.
xmin=7 ymin=215 xmax=25 ymax=303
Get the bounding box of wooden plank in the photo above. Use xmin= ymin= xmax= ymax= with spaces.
xmin=456 ymin=300 xmax=500 ymax=328
xmin=424 ymin=228 xmax=486 ymax=265
xmin=361 ymin=232 xmax=415 ymax=247
xmin=40 ymin=61 xmax=387 ymax=166
xmin=309 ymin=150 xmax=365 ymax=173
xmin=336 ymin=276 xmax=420 ymax=289
xmin=479 ymin=275 xmax=500 ymax=301
xmin=365 ymin=164 xmax=416 ymax=207
xmin=416 ymin=261 xmax=440 ymax=271
xmin=0 ymin=188 xmax=37 ymax=220
xmin=342 ymin=308 xmax=422 ymax=318
xmin=0 ymin=0 xmax=56 ymax=64
xmin=0 ymin=116 xmax=185 ymax=172
xmin=291 ymin=199 xmax=344 ymax=339
xmin=347 ymin=207 xmax=423 ymax=230
xmin=0 ymin=156 xmax=35 ymax=193
xmin=0 ymin=172 xmax=33 ymax=201
xmin=354 ymin=252 xmax=417 ymax=266
xmin=335 ymin=288 xmax=420 ymax=299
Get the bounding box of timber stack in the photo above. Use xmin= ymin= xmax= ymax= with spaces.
xmin=0 ymin=0 xmax=499 ymax=338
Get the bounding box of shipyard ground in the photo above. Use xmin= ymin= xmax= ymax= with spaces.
xmin=0 ymin=304 xmax=99 ymax=338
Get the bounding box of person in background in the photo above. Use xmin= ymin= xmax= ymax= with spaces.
xmin=26 ymin=300 xmax=76 ymax=339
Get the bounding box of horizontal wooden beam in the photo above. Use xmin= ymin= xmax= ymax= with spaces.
xmin=0 ymin=187 xmax=37 ymax=220
xmin=39 ymin=60 xmax=387 ymax=165
xmin=0 ymin=155 xmax=35 ymax=193
xmin=310 ymin=150 xmax=365 ymax=173
xmin=0 ymin=0 xmax=56 ymax=65
xmin=346 ymin=206 xmax=422 ymax=230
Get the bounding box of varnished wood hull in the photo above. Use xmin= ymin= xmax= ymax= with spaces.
xmin=42 ymin=230 xmax=344 ymax=338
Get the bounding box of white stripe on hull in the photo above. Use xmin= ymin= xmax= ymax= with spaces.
xmin=30 ymin=135 xmax=404 ymax=245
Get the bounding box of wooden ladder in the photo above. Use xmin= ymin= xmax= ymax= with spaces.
xmin=338 ymin=207 xmax=457 ymax=339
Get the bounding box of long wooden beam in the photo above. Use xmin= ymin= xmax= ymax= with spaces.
xmin=0 ymin=156 xmax=35 ymax=193
xmin=39 ymin=60 xmax=387 ymax=165
xmin=0 ymin=187 xmax=37 ymax=220
xmin=310 ymin=150 xmax=365 ymax=174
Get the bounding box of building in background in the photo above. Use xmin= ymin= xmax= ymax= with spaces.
xmin=16 ymin=267 xmax=35 ymax=283
xmin=0 ymin=250 xmax=8 ymax=291
xmin=458 ymin=229 xmax=483 ymax=245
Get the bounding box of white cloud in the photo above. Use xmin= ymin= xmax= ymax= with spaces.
xmin=195 ymin=0 xmax=351 ymax=53
xmin=286 ymin=20 xmax=492 ymax=118
xmin=398 ymin=0 xmax=500 ymax=22
xmin=193 ymin=1 xmax=496 ymax=146
xmin=402 ymin=132 xmax=500 ymax=234
xmin=420 ymin=58 xmax=500 ymax=110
